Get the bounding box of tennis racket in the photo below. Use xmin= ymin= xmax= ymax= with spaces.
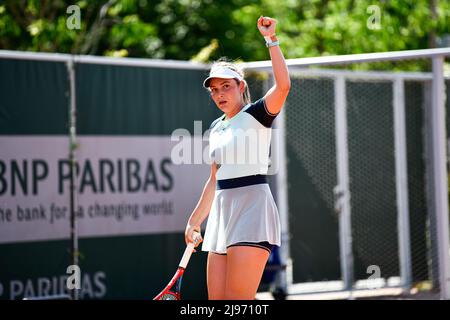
xmin=153 ymin=232 xmax=201 ymax=300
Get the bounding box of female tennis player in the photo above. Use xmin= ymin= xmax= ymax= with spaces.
xmin=185 ymin=15 xmax=290 ymax=300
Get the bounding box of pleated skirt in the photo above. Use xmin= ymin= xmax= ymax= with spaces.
xmin=201 ymin=183 xmax=281 ymax=254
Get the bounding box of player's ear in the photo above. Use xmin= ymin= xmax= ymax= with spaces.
xmin=239 ymin=80 xmax=246 ymax=93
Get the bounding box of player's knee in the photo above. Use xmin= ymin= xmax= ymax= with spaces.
xmin=223 ymin=286 xmax=256 ymax=300
xmin=208 ymin=291 xmax=226 ymax=300
xmin=223 ymin=291 xmax=255 ymax=300
xmin=208 ymin=283 xmax=226 ymax=300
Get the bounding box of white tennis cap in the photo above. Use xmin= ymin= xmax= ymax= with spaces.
xmin=203 ymin=67 xmax=243 ymax=88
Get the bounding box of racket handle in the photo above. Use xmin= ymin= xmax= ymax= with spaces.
xmin=179 ymin=242 xmax=195 ymax=269
xmin=179 ymin=231 xmax=201 ymax=268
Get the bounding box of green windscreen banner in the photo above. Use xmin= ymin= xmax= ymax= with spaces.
xmin=0 ymin=57 xmax=220 ymax=300
xmin=0 ymin=136 xmax=209 ymax=243
xmin=0 ymin=56 xmax=440 ymax=299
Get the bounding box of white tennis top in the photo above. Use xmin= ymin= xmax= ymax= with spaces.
xmin=208 ymin=98 xmax=278 ymax=180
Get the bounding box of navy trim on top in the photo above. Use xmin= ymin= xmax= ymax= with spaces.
xmin=216 ymin=174 xmax=268 ymax=190
xmin=244 ymin=98 xmax=279 ymax=128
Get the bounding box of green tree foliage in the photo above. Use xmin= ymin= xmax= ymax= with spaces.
xmin=0 ymin=0 xmax=448 ymax=66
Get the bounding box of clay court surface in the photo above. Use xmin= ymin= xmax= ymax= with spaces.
xmin=256 ymin=288 xmax=440 ymax=300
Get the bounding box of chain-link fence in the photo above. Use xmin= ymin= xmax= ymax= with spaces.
xmin=246 ymin=50 xmax=450 ymax=299
xmin=284 ymin=76 xmax=339 ymax=283
xmin=1 ymin=49 xmax=449 ymax=300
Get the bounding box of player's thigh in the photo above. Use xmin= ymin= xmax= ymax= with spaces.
xmin=207 ymin=252 xmax=227 ymax=300
xmin=224 ymin=245 xmax=270 ymax=300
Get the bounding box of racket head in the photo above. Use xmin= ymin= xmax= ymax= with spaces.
xmin=153 ymin=267 xmax=185 ymax=300
xmin=153 ymin=233 xmax=199 ymax=300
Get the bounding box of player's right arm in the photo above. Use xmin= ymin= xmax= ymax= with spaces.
xmin=185 ymin=162 xmax=217 ymax=246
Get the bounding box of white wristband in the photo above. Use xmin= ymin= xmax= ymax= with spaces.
xmin=264 ymin=35 xmax=278 ymax=47
xmin=266 ymin=40 xmax=279 ymax=48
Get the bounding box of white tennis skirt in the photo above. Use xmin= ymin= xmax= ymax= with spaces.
xmin=201 ymin=182 xmax=281 ymax=254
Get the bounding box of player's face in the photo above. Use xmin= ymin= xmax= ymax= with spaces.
xmin=209 ymin=78 xmax=243 ymax=113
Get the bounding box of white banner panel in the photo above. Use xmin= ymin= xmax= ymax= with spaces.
xmin=0 ymin=136 xmax=209 ymax=244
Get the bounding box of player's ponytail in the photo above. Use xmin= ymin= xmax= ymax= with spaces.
xmin=241 ymin=79 xmax=251 ymax=105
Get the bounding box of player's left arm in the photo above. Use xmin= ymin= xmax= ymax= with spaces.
xmin=257 ymin=16 xmax=291 ymax=115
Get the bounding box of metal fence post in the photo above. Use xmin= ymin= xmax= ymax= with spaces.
xmin=430 ymin=55 xmax=450 ymax=299
xmin=66 ymin=58 xmax=79 ymax=300
xmin=393 ymin=76 xmax=413 ymax=293
xmin=334 ymin=75 xmax=354 ymax=292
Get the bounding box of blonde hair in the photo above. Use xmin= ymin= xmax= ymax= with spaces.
xmin=208 ymin=58 xmax=251 ymax=105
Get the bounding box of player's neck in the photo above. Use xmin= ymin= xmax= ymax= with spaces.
xmin=224 ymin=103 xmax=245 ymax=120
